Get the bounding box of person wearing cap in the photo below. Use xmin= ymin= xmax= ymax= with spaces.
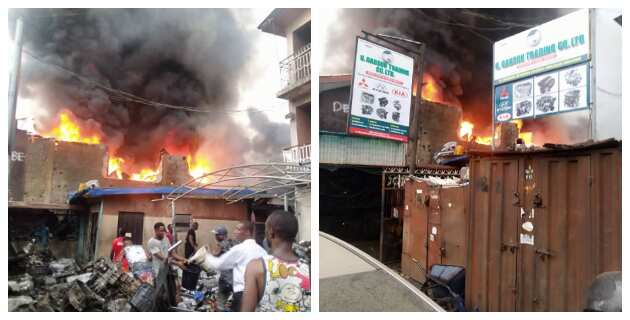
xmin=188 ymin=221 xmax=266 ymax=312
xmin=210 ymin=225 xmax=236 ymax=311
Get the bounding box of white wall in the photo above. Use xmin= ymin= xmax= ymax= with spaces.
xmin=295 ymin=187 xmax=311 ymax=241
xmin=592 ymin=9 xmax=622 ymax=140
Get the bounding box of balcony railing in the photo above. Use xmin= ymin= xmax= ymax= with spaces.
xmin=283 ymin=144 xmax=311 ymax=164
xmin=279 ymin=43 xmax=311 ymax=91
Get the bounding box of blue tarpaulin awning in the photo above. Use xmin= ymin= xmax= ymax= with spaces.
xmin=69 ymin=186 xmax=256 ymax=203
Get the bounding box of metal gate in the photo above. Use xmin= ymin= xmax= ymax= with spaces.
xmin=379 ymin=167 xmax=406 ymax=262
xmin=381 ymin=166 xmax=460 ymax=263
xmin=401 ymin=179 xmax=468 ymax=284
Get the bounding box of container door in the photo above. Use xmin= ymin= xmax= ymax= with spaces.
xmin=402 ymin=180 xmax=430 ymax=282
xmin=518 ymin=156 xmax=591 ymax=311
xmin=440 ymin=185 xmax=468 ymax=267
xmin=466 ymin=158 xmax=520 ymax=311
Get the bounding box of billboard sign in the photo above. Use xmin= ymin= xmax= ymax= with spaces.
xmin=493 ymin=9 xmax=591 ymax=122
xmin=348 ymin=38 xmax=414 ymax=142
xmin=493 ymin=9 xmax=590 ymax=85
xmin=494 ymin=62 xmax=590 ymax=122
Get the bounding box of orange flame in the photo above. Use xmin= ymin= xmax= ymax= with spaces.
xmin=459 ymin=120 xmax=493 ymax=145
xmin=130 ymin=168 xmax=159 ymax=182
xmin=422 ymin=73 xmax=441 ymax=103
xmin=108 ymin=157 xmax=125 ymax=179
xmin=459 ymin=121 xmax=474 ymax=140
xmin=458 ymin=119 xmax=534 ymax=146
xmin=44 ymin=110 xmax=100 ymax=145
xmin=510 ymin=120 xmax=533 ymax=146
xmin=42 ymin=110 xmax=216 ymax=182
xmin=187 ymin=154 xmax=213 ymax=183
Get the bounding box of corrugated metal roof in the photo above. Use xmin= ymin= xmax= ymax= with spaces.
xmin=469 ymin=138 xmax=621 ymax=157
xmin=320 ymin=132 xmax=406 ymax=167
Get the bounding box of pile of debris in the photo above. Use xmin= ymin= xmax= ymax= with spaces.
xmin=9 ymin=243 xmax=144 ymax=312
xmin=9 ymin=240 xmax=313 ymax=312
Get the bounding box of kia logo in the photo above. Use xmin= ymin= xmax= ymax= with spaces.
xmin=392 ymin=88 xmax=408 ymax=97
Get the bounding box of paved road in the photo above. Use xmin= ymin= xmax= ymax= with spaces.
xmin=320 ymin=233 xmax=443 ymax=312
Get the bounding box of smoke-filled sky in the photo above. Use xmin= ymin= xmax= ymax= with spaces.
xmin=319 ymin=8 xmax=581 ymax=136
xmin=9 ymin=8 xmax=291 ymax=171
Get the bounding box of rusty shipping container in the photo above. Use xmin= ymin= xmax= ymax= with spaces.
xmin=402 ymin=178 xmax=468 ymax=283
xmin=465 ymin=140 xmax=621 ymax=312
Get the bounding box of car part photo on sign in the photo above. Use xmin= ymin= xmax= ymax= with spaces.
xmin=536 ymin=75 xmax=556 ymax=94
xmin=534 ymin=72 xmax=559 ymax=97
xmin=535 ymin=95 xmax=557 ymax=114
xmin=515 ymin=100 xmax=532 ymax=117
xmin=514 ymin=80 xmax=533 ymax=100
xmin=559 ymin=63 xmax=589 ymax=112
xmin=564 ymin=90 xmax=580 ymax=108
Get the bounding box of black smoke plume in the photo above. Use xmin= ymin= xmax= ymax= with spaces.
xmin=10 ymin=8 xmax=289 ymax=172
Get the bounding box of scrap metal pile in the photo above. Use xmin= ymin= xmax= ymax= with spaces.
xmin=9 ymin=240 xmax=312 ymax=312
xmin=8 ymin=243 xmax=145 ymax=312
xmin=7 ymin=241 xmax=218 ymax=312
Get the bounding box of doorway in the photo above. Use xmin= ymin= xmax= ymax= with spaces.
xmin=117 ymin=212 xmax=144 ymax=245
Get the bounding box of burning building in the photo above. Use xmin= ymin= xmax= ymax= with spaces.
xmin=8 ymin=128 xmax=279 ymax=263
xmin=8 ymin=8 xmax=296 ymax=264
xmin=9 ymin=8 xmax=291 ymax=183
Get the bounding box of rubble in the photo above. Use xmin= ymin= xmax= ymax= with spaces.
xmin=8 ymin=240 xmax=312 ymax=312
xmin=66 ymin=272 xmax=92 ymax=284
xmin=49 ymin=258 xmax=79 ymax=278
xmin=433 ymin=141 xmax=458 ymax=164
xmin=8 ymin=274 xmax=33 ymax=295
xmin=67 ymin=280 xmax=106 ymax=311
xmin=106 ymin=298 xmax=133 ymax=312
xmin=8 ymin=242 xmax=146 ymax=312
xmin=8 ymin=296 xmax=34 ymax=312
xmin=129 ymin=283 xmax=156 ymax=312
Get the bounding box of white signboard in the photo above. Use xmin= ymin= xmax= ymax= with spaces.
xmin=493 ymin=9 xmax=590 ymax=85
xmin=349 ymin=38 xmax=414 ymax=142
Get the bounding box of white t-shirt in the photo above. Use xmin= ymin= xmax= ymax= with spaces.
xmin=204 ymin=238 xmax=267 ymax=292
xmin=147 ymin=236 xmax=170 ymax=276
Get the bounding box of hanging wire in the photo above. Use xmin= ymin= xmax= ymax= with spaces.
xmin=21 ymin=47 xmax=280 ymax=116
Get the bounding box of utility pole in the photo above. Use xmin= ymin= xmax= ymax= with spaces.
xmin=407 ymin=44 xmax=426 ymax=174
xmin=8 ymin=17 xmax=24 ymax=173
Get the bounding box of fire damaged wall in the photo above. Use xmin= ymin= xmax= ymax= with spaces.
xmin=9 ymin=130 xmax=107 ymax=205
xmin=415 ymin=101 xmax=462 ymax=165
